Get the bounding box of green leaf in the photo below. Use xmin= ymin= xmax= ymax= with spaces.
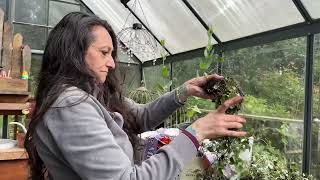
xmin=207 ymin=27 xmax=214 ymax=37
xmin=155 ymin=83 xmax=166 ymax=92
xmin=206 ymin=44 xmax=213 ymax=53
xmin=161 ymin=66 xmax=170 ymax=78
xmin=160 ymin=39 xmax=166 ymax=47
xmin=187 ymin=110 xmax=195 ymax=118
xmin=218 ymin=56 xmax=224 ymax=63
xmin=200 ymin=62 xmax=210 ymax=71
xmin=191 ymin=105 xmax=202 ymax=113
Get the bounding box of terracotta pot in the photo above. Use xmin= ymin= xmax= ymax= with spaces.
xmin=17 ymin=133 xmax=26 ymax=148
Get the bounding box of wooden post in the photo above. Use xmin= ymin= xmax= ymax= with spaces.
xmin=22 ymin=45 xmax=31 ymax=76
xmin=2 ymin=22 xmax=13 ymax=74
xmin=11 ymin=34 xmax=23 ymax=79
xmin=0 ymin=9 xmax=4 ymax=66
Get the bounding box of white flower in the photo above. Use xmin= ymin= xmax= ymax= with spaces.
xmin=248 ymin=136 xmax=254 ymax=146
xmin=239 ymin=149 xmax=252 ymax=163
xmin=202 ymin=139 xmax=211 ymax=145
xmin=223 ymin=164 xmax=237 ymax=179
xmin=204 ymin=151 xmax=218 ymax=165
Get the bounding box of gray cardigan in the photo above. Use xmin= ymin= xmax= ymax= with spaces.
xmin=34 ymin=87 xmax=198 ymax=180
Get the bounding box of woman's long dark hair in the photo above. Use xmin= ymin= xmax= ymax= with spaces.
xmin=24 ymin=12 xmax=141 ymax=180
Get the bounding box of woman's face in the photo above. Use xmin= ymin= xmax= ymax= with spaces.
xmin=85 ymin=26 xmax=115 ymax=84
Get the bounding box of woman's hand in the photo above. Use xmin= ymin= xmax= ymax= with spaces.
xmin=176 ymin=74 xmax=224 ymax=102
xmin=190 ymin=96 xmax=246 ymax=142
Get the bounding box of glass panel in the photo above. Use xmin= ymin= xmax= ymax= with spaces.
xmin=143 ymin=64 xmax=170 ymax=92
xmin=172 ymin=59 xmax=201 ymax=89
xmin=223 ymin=37 xmax=306 ymax=177
xmin=127 ymin=0 xmax=212 ymax=54
xmin=15 ymin=0 xmax=47 ymax=25
xmin=49 ymin=1 xmax=80 ymax=26
xmin=14 ymin=24 xmax=47 ymax=50
xmin=81 ymin=0 xmax=162 ymax=62
xmin=172 ymin=57 xmax=218 ymax=89
xmin=312 ymin=34 xmax=320 ymax=179
xmin=301 ymin=0 xmax=320 ymax=19
xmin=30 ymin=54 xmax=43 ymax=95
xmin=118 ymin=48 xmax=141 ymax=64
xmin=0 ymin=0 xmax=7 ymax=20
xmin=188 ymin=0 xmax=304 ymax=41
xmin=117 ymin=63 xmax=141 ymax=95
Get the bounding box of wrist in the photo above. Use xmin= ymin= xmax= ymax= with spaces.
xmin=186 ymin=125 xmax=204 ymax=143
xmin=175 ymin=83 xmax=189 ymax=104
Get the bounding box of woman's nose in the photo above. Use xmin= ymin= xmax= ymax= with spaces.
xmin=107 ymin=57 xmax=115 ymax=70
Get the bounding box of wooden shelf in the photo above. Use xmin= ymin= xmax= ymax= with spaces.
xmin=0 ymin=79 xmax=28 ymax=93
xmin=0 ymin=103 xmax=29 ymax=115
xmin=0 ymin=103 xmax=29 ymax=111
xmin=0 ymin=147 xmax=28 ymax=161
xmin=0 ymin=91 xmax=29 ymax=95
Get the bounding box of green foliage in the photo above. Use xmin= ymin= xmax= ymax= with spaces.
xmin=195 ymin=127 xmax=312 ymax=180
xmin=254 ymin=70 xmax=304 ymax=118
xmin=200 ymin=27 xmax=223 ymax=75
xmin=243 ymin=95 xmax=290 ymax=118
xmin=143 ymin=30 xmax=319 ymax=179
xmin=161 ymin=66 xmax=170 ymax=78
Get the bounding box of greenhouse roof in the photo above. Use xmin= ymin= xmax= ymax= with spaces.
xmin=81 ymin=0 xmax=320 ymax=63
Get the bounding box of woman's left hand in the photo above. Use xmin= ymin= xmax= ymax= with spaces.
xmin=176 ymin=74 xmax=224 ymax=102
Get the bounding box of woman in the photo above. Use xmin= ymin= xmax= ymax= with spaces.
xmin=25 ymin=12 xmax=246 ymax=180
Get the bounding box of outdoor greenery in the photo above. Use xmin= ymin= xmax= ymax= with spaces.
xmin=139 ymin=30 xmax=320 ymax=179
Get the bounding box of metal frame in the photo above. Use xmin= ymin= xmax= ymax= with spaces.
xmin=181 ymin=0 xmax=221 ymax=44
xmin=120 ymin=0 xmax=172 ymax=55
xmin=303 ymin=34 xmax=314 ymax=174
xmin=292 ymin=0 xmax=313 ymax=23
xmin=143 ymin=19 xmax=320 ymax=67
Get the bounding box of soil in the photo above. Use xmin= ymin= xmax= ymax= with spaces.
xmin=202 ymin=77 xmax=244 ymax=114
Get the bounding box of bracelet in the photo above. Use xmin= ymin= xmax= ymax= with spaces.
xmin=175 ymin=84 xmax=188 ymax=104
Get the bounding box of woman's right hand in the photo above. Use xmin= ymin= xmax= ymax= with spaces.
xmin=190 ymin=96 xmax=247 ymax=142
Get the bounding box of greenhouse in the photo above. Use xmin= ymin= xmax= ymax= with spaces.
xmin=0 ymin=0 xmax=320 ymax=179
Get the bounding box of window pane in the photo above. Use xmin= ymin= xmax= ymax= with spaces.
xmin=14 ymin=24 xmax=47 ymax=50
xmin=312 ymin=34 xmax=320 ymax=179
xmin=15 ymin=0 xmax=47 ymax=25
xmin=143 ymin=64 xmax=170 ymax=92
xmin=117 ymin=48 xmax=141 ymax=64
xmin=0 ymin=0 xmax=7 ymax=20
xmin=301 ymin=0 xmax=320 ymax=19
xmin=172 ymin=57 xmax=218 ymax=89
xmin=188 ymin=0 xmax=304 ymax=41
xmin=49 ymin=1 xmax=80 ymax=26
xmin=223 ymin=37 xmax=306 ymax=175
xmin=81 ymin=0 xmax=162 ymax=62
xmin=127 ymin=0 xmax=212 ymax=54
xmin=172 ymin=59 xmax=201 ymax=89
xmin=30 ymin=54 xmax=42 ymax=95
xmin=117 ymin=63 xmax=141 ymax=94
